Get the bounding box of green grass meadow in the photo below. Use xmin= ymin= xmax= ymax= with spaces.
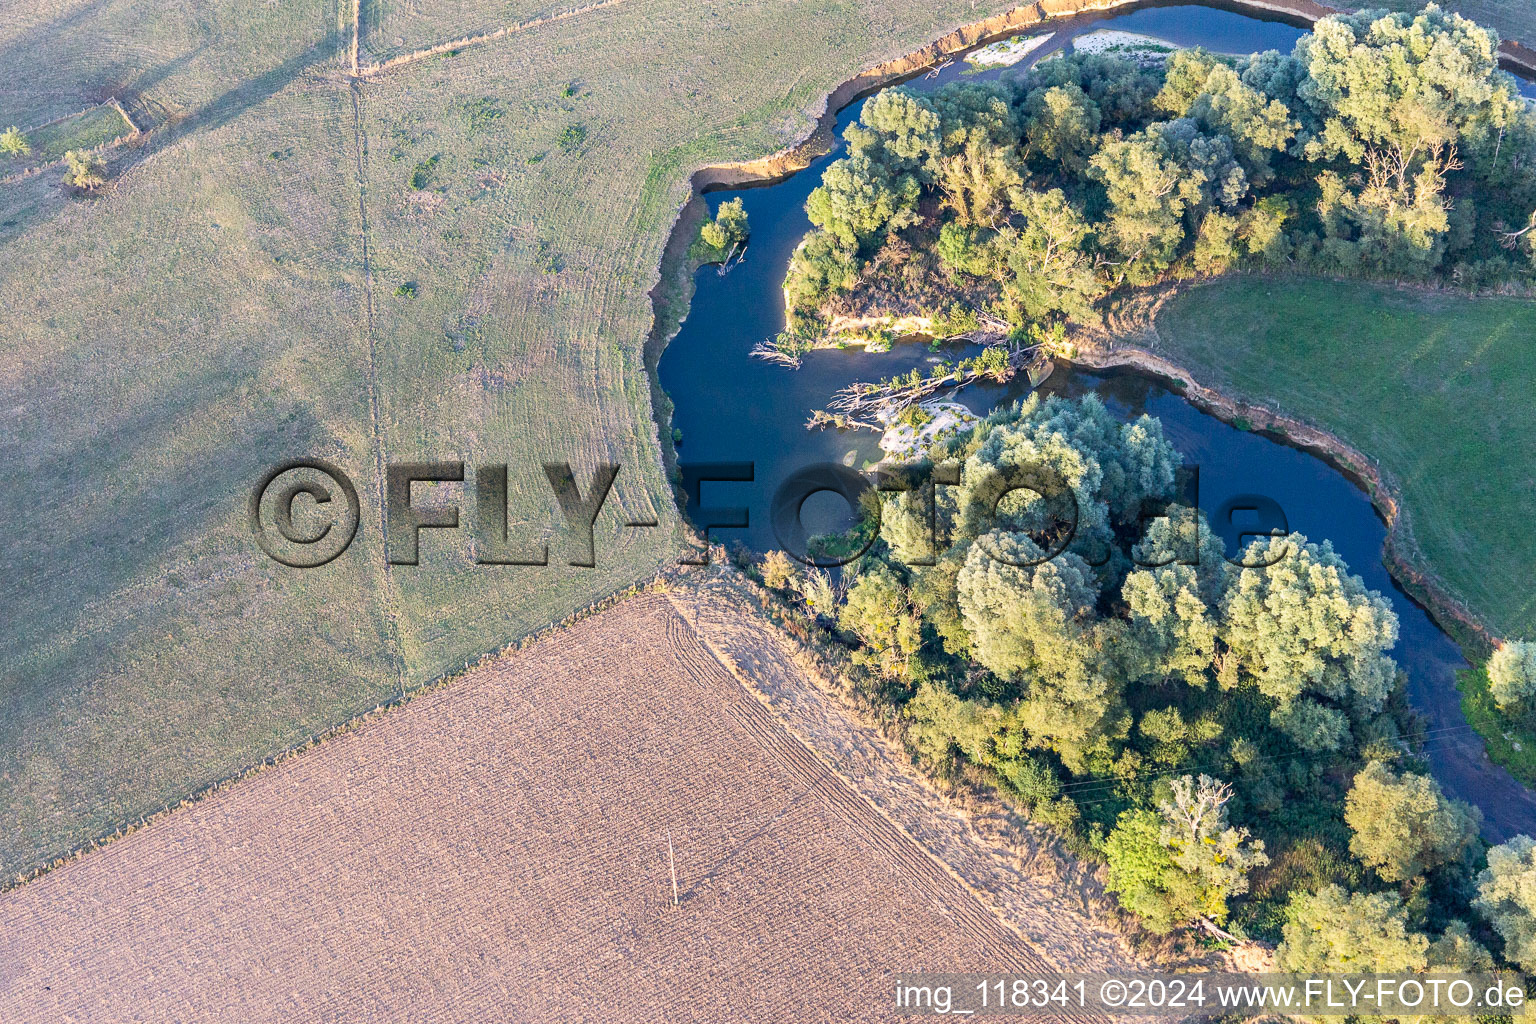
xmin=1156 ymin=277 xmax=1536 ymax=641
xmin=0 ymin=0 xmax=1036 ymax=880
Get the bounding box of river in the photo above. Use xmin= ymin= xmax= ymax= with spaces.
xmin=656 ymin=2 xmax=1536 ymax=839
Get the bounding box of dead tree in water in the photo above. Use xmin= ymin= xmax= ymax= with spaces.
xmin=826 ymin=344 xmax=1039 ymax=419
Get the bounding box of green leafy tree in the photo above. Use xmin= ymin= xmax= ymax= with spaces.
xmin=700 ymin=197 xmax=749 ymax=251
xmin=1279 ymin=884 xmax=1430 ymax=973
xmin=1028 ymin=52 xmax=1161 ymax=126
xmin=805 ymin=153 xmax=921 ymax=250
xmin=956 ymin=534 xmax=1127 ymax=770
xmin=1123 ymin=562 xmax=1220 ymax=688
xmin=956 ymin=533 xmax=1098 ymax=682
xmin=839 ymin=561 xmax=922 ymax=676
xmin=1104 ymin=809 xmax=1207 ymax=933
xmin=1020 ymin=83 xmax=1101 ymax=174
xmin=934 ymin=221 xmax=992 ymax=276
xmin=0 ymin=126 xmax=30 ymax=157
xmin=1159 ymin=774 xmax=1268 ymax=916
xmin=1473 ymin=835 xmax=1536 ymax=971
xmin=848 ymin=88 xmax=940 ymax=174
xmin=63 ymin=149 xmax=106 ymax=189
xmin=1191 ymin=210 xmax=1241 ymax=276
xmin=1157 ymin=49 xmax=1296 ymax=182
xmin=1427 ymin=920 xmax=1493 ymax=972
xmin=1138 ymin=707 xmax=1223 ymax=767
xmin=1004 ymin=189 xmax=1106 ymax=324
xmin=1344 ymin=761 xmax=1480 ymax=882
xmin=1219 ymin=534 xmax=1399 ymax=751
xmin=759 ymin=549 xmax=796 ymax=591
xmin=956 ymin=394 xmax=1180 ymax=549
xmin=935 ymin=136 xmax=1023 ymax=228
xmin=1296 ymin=6 xmax=1526 ymax=275
xmin=1104 ymin=775 xmax=1266 ymax=932
xmin=1089 ymin=119 xmax=1245 ymax=281
xmin=783 ymin=231 xmax=858 ymax=311
xmin=904 ymin=679 xmax=1012 ymax=768
xmin=1487 ymin=640 xmax=1536 ymax=710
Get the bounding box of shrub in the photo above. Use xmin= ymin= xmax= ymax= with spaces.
xmin=409 ymin=154 xmax=439 ymax=190
xmin=760 ymin=550 xmax=796 ymax=590
xmin=62 ymin=150 xmax=106 ymax=189
xmin=0 ymin=126 xmax=30 ymax=157
xmin=1488 ymin=641 xmax=1536 ymax=710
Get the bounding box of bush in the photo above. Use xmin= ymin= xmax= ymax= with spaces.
xmin=62 ymin=150 xmax=106 ymax=189
xmin=408 ymin=154 xmax=439 ymax=190
xmin=1488 ymin=641 xmax=1536 ymax=710
xmin=760 ymin=550 xmax=796 ymax=590
xmin=0 ymin=126 xmax=30 ymax=158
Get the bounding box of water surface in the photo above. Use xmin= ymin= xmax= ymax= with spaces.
xmin=657 ymin=3 xmax=1536 ymax=838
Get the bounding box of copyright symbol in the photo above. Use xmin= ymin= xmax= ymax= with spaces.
xmin=1100 ymin=980 xmax=1127 ymax=1007
xmin=251 ymin=460 xmax=360 ymax=568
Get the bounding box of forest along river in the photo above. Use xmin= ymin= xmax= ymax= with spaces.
xmin=657 ymin=3 xmax=1536 ymax=839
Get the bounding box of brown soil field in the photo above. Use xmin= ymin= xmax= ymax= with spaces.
xmin=0 ymin=589 xmax=1133 ymax=1023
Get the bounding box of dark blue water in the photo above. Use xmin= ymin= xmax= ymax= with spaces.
xmin=657 ymin=3 xmax=1536 ymax=838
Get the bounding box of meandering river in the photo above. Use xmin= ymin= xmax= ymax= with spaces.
xmin=657 ymin=2 xmax=1536 ymax=839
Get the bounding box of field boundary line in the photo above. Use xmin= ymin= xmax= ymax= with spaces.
xmin=109 ymin=98 xmax=141 ymax=137
xmin=350 ymin=0 xmax=362 ymax=75
xmin=660 ymin=590 xmax=1117 ymax=1019
xmin=353 ymin=0 xmax=632 ymax=78
xmin=346 ymin=78 xmax=409 ymax=697
xmin=1 ymin=574 xmax=668 ymax=890
xmin=0 ymin=132 xmax=139 ymax=187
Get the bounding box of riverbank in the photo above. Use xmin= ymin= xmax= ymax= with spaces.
xmin=1069 ymin=335 xmax=1497 ymax=653
xmin=644 ymin=0 xmax=1536 ymax=811
xmin=645 ymin=0 xmax=1536 ymax=505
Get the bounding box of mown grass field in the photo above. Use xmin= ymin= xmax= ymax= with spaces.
xmin=0 ymin=0 xmax=1047 ymax=883
xmin=1155 ymin=277 xmax=1536 ymax=641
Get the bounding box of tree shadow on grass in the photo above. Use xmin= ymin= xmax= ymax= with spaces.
xmin=0 ymin=32 xmax=344 ymax=249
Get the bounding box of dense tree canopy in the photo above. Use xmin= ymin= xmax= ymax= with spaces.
xmin=1344 ymin=761 xmax=1480 ymax=881
xmin=780 ymin=4 xmax=1536 ymax=344
xmin=760 ymin=390 xmax=1531 ymax=955
xmin=1279 ymin=885 xmax=1430 ymax=973
xmin=1474 ymin=836 xmax=1536 ymax=971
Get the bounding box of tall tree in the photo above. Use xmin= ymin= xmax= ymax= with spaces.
xmin=1279 ymin=885 xmax=1430 ymax=973
xmin=1020 ymin=83 xmax=1102 ymax=175
xmin=1474 ymin=835 xmax=1536 ymax=972
xmin=1487 ymin=640 xmax=1536 ymax=710
xmin=1004 ymin=189 xmax=1106 ymax=324
xmin=1104 ymin=775 xmax=1266 ymax=932
xmin=1344 ymin=761 xmax=1480 ymax=882
xmin=1219 ymin=534 xmax=1399 ymax=751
